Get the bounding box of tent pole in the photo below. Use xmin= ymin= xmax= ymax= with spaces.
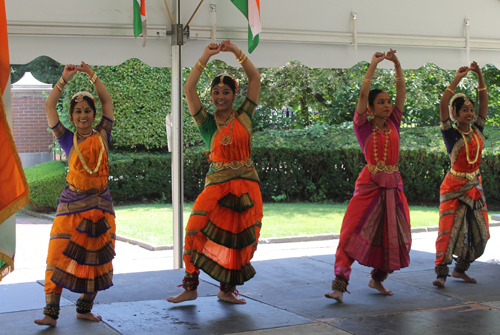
xmin=171 ymin=0 xmax=184 ymax=270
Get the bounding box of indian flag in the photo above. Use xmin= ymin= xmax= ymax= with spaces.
xmin=133 ymin=0 xmax=147 ymax=46
xmin=231 ymin=0 xmax=261 ymax=53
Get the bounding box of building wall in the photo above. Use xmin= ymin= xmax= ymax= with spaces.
xmin=12 ymin=90 xmax=54 ymax=167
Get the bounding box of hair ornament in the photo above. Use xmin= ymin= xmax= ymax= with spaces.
xmin=219 ymin=74 xmax=225 ymax=87
xmin=448 ymin=93 xmax=467 ymax=123
xmin=71 ymin=91 xmax=95 ymax=102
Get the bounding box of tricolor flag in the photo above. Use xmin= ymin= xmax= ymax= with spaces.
xmin=133 ymin=0 xmax=147 ymax=47
xmin=231 ymin=0 xmax=261 ymax=53
xmin=0 ymin=0 xmax=29 ymax=281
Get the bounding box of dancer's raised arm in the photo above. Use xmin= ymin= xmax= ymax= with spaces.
xmin=221 ymin=39 xmax=261 ymax=103
xmin=184 ymin=43 xmax=221 ymax=115
xmin=470 ymin=61 xmax=488 ymax=120
xmin=78 ymin=62 xmax=114 ymax=121
xmin=44 ymin=64 xmax=77 ymax=127
xmin=385 ymin=49 xmax=405 ymax=112
xmin=356 ymin=52 xmax=385 ymax=114
xmin=440 ymin=66 xmax=469 ymax=121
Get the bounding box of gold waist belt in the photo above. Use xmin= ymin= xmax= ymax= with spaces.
xmin=367 ymin=161 xmax=399 ymax=174
xmin=68 ymin=184 xmax=106 ymax=194
xmin=211 ymin=158 xmax=253 ymax=170
xmin=449 ymin=168 xmax=480 ymax=181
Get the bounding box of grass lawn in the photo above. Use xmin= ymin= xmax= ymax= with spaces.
xmin=114 ymin=202 xmax=476 ymax=246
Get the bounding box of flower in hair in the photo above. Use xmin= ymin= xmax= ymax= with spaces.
xmin=71 ymin=91 xmax=95 ymax=102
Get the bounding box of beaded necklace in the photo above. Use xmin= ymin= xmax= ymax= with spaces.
xmin=73 ymin=130 xmax=105 ymax=174
xmin=456 ymin=127 xmax=480 ymax=164
xmin=214 ymin=111 xmax=235 ymax=145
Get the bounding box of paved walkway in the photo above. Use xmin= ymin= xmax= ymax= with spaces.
xmin=1 ymin=212 xmax=500 ymax=334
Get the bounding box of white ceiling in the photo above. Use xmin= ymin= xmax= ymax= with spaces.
xmin=7 ymin=0 xmax=500 ymax=69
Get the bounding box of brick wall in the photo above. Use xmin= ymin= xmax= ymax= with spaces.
xmin=12 ymin=91 xmax=53 ymax=153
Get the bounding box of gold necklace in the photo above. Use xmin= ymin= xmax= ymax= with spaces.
xmin=215 ymin=111 xmax=235 ymax=145
xmin=371 ymin=120 xmax=391 ymax=166
xmin=73 ymin=130 xmax=105 ymax=174
xmin=456 ymin=127 xmax=480 ymax=164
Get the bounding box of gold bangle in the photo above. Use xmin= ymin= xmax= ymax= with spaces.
xmin=478 ymin=86 xmax=487 ymax=92
xmin=55 ymin=83 xmax=63 ymax=92
xmin=238 ymin=54 xmax=247 ymax=64
xmin=395 ymin=76 xmax=405 ymax=81
xmin=59 ymin=77 xmax=67 ymax=86
xmin=197 ymin=59 xmax=206 ymax=71
xmin=236 ymin=50 xmax=243 ymax=60
xmin=446 ymin=87 xmax=455 ymax=94
xmin=362 ymin=78 xmax=373 ymax=83
xmin=89 ymin=72 xmax=98 ymax=85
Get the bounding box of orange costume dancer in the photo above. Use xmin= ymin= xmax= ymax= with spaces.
xmin=35 ymin=62 xmax=115 ymax=327
xmin=326 ymin=50 xmax=411 ymax=302
xmin=168 ymin=40 xmax=262 ymax=305
xmin=433 ymin=63 xmax=489 ymax=287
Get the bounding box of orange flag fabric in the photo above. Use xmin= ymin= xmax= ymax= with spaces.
xmin=0 ymin=0 xmax=29 ymax=280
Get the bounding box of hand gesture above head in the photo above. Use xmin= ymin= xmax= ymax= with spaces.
xmin=221 ymin=39 xmax=240 ymax=55
xmin=62 ymin=64 xmax=78 ymax=82
xmin=77 ymin=61 xmax=93 ymax=76
xmin=203 ymin=43 xmax=221 ymax=57
xmin=371 ymin=52 xmax=386 ymax=65
xmin=469 ymin=61 xmax=482 ymax=75
xmin=385 ymin=48 xmax=399 ymax=65
xmin=455 ymin=66 xmax=469 ymax=79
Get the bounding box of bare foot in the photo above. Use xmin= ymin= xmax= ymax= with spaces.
xmin=324 ymin=290 xmax=343 ymax=302
xmin=34 ymin=315 xmax=57 ymax=327
xmin=433 ymin=278 xmax=446 ymax=287
xmin=77 ymin=312 xmax=102 ymax=322
xmin=167 ymin=289 xmax=198 ymax=303
xmin=368 ymin=279 xmax=393 ymax=295
xmin=217 ymin=290 xmax=246 ymax=304
xmin=452 ymin=270 xmax=477 ymax=283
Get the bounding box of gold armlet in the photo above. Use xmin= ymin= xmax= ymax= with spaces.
xmin=89 ymin=72 xmax=98 ymax=85
xmin=55 ymin=83 xmax=63 ymax=92
xmin=362 ymin=78 xmax=373 ymax=83
xmin=446 ymin=87 xmax=455 ymax=94
xmin=478 ymin=86 xmax=487 ymax=92
xmin=197 ymin=59 xmax=206 ymax=71
xmin=395 ymin=76 xmax=405 ymax=81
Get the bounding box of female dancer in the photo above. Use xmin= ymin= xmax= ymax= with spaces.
xmin=35 ymin=62 xmax=115 ymax=326
xmin=433 ymin=62 xmax=489 ymax=287
xmin=167 ymin=40 xmax=262 ymax=304
xmin=325 ymin=50 xmax=411 ymax=302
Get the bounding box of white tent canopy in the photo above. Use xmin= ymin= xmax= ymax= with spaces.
xmin=7 ymin=0 xmax=500 ymax=69
xmin=6 ymin=0 xmax=500 ymax=268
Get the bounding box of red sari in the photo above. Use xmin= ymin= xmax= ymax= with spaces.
xmin=435 ymin=118 xmax=489 ymax=269
xmin=333 ymin=108 xmax=411 ymax=287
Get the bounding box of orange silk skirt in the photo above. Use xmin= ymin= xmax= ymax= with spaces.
xmin=183 ymin=178 xmax=263 ymax=285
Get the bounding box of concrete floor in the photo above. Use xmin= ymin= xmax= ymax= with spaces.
xmin=1 ymin=213 xmax=500 ymax=335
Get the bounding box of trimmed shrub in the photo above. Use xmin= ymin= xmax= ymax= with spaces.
xmin=24 ymin=126 xmax=500 ymax=211
xmin=24 ymin=160 xmax=67 ymax=211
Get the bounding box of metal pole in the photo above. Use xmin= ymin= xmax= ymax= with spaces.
xmin=171 ymin=0 xmax=184 ymax=269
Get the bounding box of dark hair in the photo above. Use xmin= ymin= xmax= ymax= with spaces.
xmin=69 ymin=96 xmax=96 ymax=117
xmin=452 ymin=96 xmax=475 ymax=117
xmin=210 ymin=75 xmax=237 ymax=93
xmin=367 ymin=89 xmax=387 ymax=107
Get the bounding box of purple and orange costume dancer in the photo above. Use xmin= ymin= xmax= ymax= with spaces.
xmin=434 ymin=116 xmax=489 ymax=280
xmin=331 ymin=107 xmax=411 ymax=292
xmin=43 ymin=117 xmax=115 ymax=320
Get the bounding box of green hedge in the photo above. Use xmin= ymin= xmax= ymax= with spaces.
xmin=24 ymin=160 xmax=67 ymax=210
xmin=24 ymin=126 xmax=500 ymax=210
